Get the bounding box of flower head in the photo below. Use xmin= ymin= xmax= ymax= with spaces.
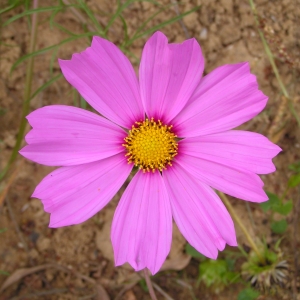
xmin=20 ymin=31 xmax=281 ymax=275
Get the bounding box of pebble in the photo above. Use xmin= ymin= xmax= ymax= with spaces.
xmin=199 ymin=27 xmax=208 ymax=40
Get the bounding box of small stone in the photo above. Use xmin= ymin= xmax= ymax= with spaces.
xmin=210 ymin=23 xmax=218 ymax=33
xmin=124 ymin=290 xmax=137 ymax=300
xmin=29 ymin=248 xmax=39 ymax=259
xmin=3 ymin=132 xmax=16 ymax=148
xmin=183 ymin=11 xmax=198 ymax=28
xmin=17 ymin=242 xmax=24 ymax=248
xmin=45 ymin=269 xmax=54 ymax=282
xmin=220 ymin=0 xmax=233 ymax=12
xmin=199 ymin=28 xmax=208 ymax=40
xmin=36 ymin=237 xmax=51 ymax=252
xmin=219 ymin=21 xmax=241 ymax=45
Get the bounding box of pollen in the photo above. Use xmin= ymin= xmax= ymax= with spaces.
xmin=123 ymin=118 xmax=178 ymax=172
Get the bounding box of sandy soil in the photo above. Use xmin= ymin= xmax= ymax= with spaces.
xmin=0 ymin=0 xmax=299 ymax=299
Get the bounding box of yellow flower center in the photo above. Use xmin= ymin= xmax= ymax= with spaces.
xmin=123 ymin=118 xmax=178 ymax=172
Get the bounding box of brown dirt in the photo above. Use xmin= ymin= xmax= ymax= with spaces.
xmin=0 ymin=0 xmax=299 ymax=299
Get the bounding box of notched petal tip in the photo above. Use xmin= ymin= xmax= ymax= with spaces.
xmin=246 ymin=190 xmax=268 ymax=203
xmin=91 ymin=35 xmax=106 ymax=45
xmin=173 ymin=61 xmax=270 ymax=137
xmin=203 ymin=248 xmax=219 ymax=260
xmin=58 ymin=35 xmax=144 ymax=128
xmin=164 ymin=164 xmax=237 ymax=259
xmin=111 ymin=171 xmax=172 ymax=276
xmin=272 ymin=143 xmax=283 ymax=155
xmin=48 ymin=216 xmax=76 ymax=228
xmin=230 ymin=237 xmax=238 ymax=247
xmin=151 ymin=30 xmax=168 ymax=41
xmin=32 ymin=154 xmax=132 ymax=227
xmin=140 ymin=30 xmax=205 ymax=123
xmin=18 ymin=145 xmax=30 ymax=159
xmin=58 ymin=58 xmax=71 ymax=69
xmin=215 ymin=238 xmax=226 ymax=251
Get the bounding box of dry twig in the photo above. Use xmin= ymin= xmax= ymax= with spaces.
xmin=6 ymin=196 xmax=29 ymax=254
xmin=114 ymin=280 xmax=140 ymax=300
xmin=292 ymin=190 xmax=300 ymax=300
xmin=0 ymin=263 xmax=110 ymax=300
xmin=170 ymin=0 xmax=190 ymax=39
xmin=0 ymin=161 xmax=23 ymax=207
xmin=152 ymin=282 xmax=175 ymax=300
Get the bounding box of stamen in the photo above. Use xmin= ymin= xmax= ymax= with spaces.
xmin=123 ymin=118 xmax=178 ymax=172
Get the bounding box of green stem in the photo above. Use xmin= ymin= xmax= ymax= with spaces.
xmin=248 ymin=0 xmax=287 ymax=97
xmin=248 ymin=0 xmax=300 ymax=127
xmin=280 ymin=186 xmax=289 ymax=203
xmin=0 ymin=0 xmax=39 ymax=181
xmin=219 ymin=192 xmax=265 ymax=263
xmin=288 ymin=101 xmax=300 ymax=127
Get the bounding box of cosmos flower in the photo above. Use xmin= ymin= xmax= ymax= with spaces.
xmin=20 ymin=31 xmax=281 ymax=275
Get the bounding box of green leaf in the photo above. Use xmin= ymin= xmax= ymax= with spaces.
xmin=27 ymin=74 xmax=63 ymax=104
xmin=288 ymin=161 xmax=300 ymax=172
xmin=0 ymin=228 xmax=7 ymax=234
xmin=225 ymin=258 xmax=235 ymax=271
xmin=274 ymin=236 xmax=284 ymax=250
xmin=185 ymin=243 xmax=206 ymax=260
xmin=126 ymin=3 xmax=173 ymax=47
xmin=10 ymin=33 xmax=98 ymax=73
xmin=104 ymin=0 xmax=133 ymax=35
xmin=260 ymin=192 xmax=279 ymax=212
xmin=130 ymin=6 xmax=200 ymax=43
xmin=199 ymin=260 xmax=227 ymax=287
xmin=260 ymin=193 xmax=292 ymax=215
xmin=2 ymin=6 xmax=73 ymax=27
xmin=272 ymin=200 xmax=293 ymax=215
xmin=0 ymin=4 xmax=15 ymax=15
xmin=0 ymin=270 xmax=10 ymax=276
xmin=288 ymin=173 xmax=300 ymax=188
xmin=198 ymin=259 xmax=238 ymax=288
xmin=119 ymin=14 xmax=129 ymax=45
xmin=139 ymin=278 xmax=148 ymax=292
xmin=77 ymin=0 xmax=104 ymax=34
xmin=52 ymin=22 xmax=78 ymax=36
xmin=271 ymin=219 xmax=287 ymax=234
xmin=80 ymin=96 xmax=87 ymax=109
xmin=237 ymin=288 xmax=259 ymax=300
xmin=0 ymin=108 xmax=6 ymax=116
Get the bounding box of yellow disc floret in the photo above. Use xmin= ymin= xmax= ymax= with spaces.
xmin=123 ymin=118 xmax=178 ymax=172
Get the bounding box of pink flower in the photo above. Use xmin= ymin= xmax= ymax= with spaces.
xmin=20 ymin=32 xmax=281 ymax=275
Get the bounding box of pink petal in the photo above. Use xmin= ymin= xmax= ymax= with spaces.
xmin=180 ymin=130 xmax=281 ymax=174
xmin=172 ymin=63 xmax=268 ymax=137
xmin=176 ymin=153 xmax=268 ymax=202
xmin=59 ymin=36 xmax=144 ymax=129
xmin=32 ymin=153 xmax=132 ymax=227
xmin=163 ymin=164 xmax=237 ymax=259
xmin=111 ymin=171 xmax=172 ymax=275
xmin=139 ymin=31 xmax=204 ymax=123
xmin=19 ymin=105 xmax=126 ymax=166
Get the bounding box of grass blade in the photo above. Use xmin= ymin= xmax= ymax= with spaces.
xmin=126 ymin=3 xmax=172 ymax=47
xmin=249 ymin=0 xmax=300 ymax=127
xmin=10 ymin=32 xmax=98 ymax=73
xmin=104 ymin=0 xmax=133 ymax=35
xmin=27 ymin=74 xmax=63 ymax=104
xmin=3 ymin=6 xmax=74 ymax=27
xmin=77 ymin=0 xmax=104 ymax=35
xmin=0 ymin=0 xmax=39 ymax=181
xmin=119 ymin=14 xmax=129 ymax=45
xmin=49 ymin=47 xmax=59 ymax=76
xmin=0 ymin=4 xmax=15 ymax=15
xmin=128 ymin=5 xmax=200 ymax=44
